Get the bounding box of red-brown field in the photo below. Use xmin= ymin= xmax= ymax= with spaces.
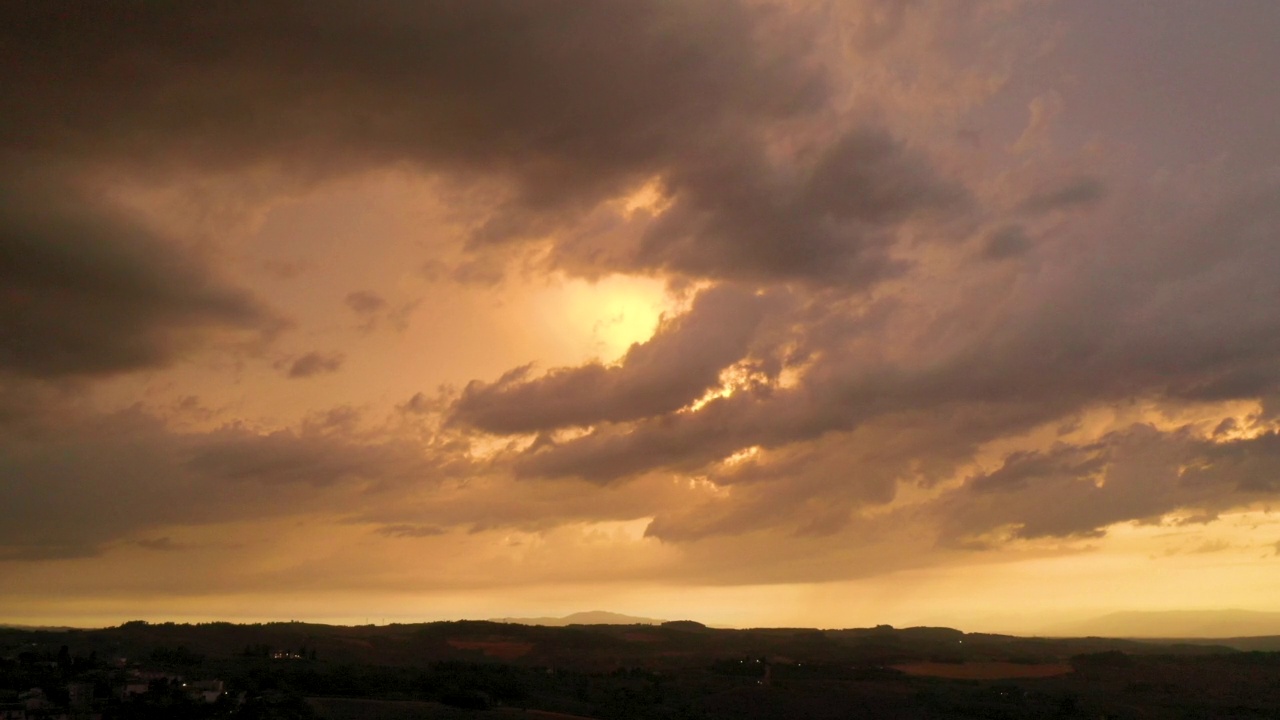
xmin=445 ymin=638 xmax=534 ymax=660
xmin=307 ymin=698 xmax=600 ymax=719
xmin=891 ymin=661 xmax=1073 ymax=679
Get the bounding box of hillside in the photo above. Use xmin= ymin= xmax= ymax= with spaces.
xmin=3 ymin=620 xmax=1277 ymax=719
xmin=0 ymin=619 xmax=1239 ymax=672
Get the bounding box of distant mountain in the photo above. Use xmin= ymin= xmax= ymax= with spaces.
xmin=1170 ymin=635 xmax=1280 ymax=652
xmin=1050 ymin=609 xmax=1280 ymax=638
xmin=490 ymin=610 xmax=665 ymax=626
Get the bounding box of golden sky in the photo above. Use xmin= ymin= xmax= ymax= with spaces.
xmin=3 ymin=0 xmax=1280 ymax=633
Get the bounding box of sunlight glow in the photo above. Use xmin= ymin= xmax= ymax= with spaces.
xmin=530 ymin=275 xmax=672 ymax=363
xmin=621 ymin=177 xmax=671 ymax=217
xmin=682 ymin=362 xmax=771 ymax=413
xmin=685 ymin=475 xmax=731 ymax=497
xmin=722 ymin=446 xmax=761 ymax=466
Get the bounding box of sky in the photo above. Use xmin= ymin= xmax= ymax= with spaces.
xmin=3 ymin=1 xmax=1280 ymax=634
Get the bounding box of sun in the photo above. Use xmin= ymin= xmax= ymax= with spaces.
xmin=530 ymin=274 xmax=676 ymax=363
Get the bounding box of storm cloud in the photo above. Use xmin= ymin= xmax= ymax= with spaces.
xmin=0 ymin=405 xmax=458 ymax=562
xmin=452 ymin=285 xmax=781 ymax=434
xmin=0 ymin=1 xmax=981 ymax=288
xmin=0 ymin=176 xmax=273 ymax=378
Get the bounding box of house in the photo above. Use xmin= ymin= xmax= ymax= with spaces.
xmin=184 ymin=680 xmax=225 ymax=704
xmin=18 ymin=689 xmax=49 ymax=712
xmin=114 ymin=681 xmax=149 ymax=699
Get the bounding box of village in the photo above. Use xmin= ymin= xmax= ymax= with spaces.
xmin=0 ymin=641 xmax=284 ymax=719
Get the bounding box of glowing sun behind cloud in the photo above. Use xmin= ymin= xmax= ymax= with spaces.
xmin=529 ymin=274 xmax=676 ymax=363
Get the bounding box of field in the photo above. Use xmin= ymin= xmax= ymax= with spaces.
xmin=444 ymin=639 xmax=535 ymax=660
xmin=891 ymin=661 xmax=1073 ymax=679
xmin=307 ymin=697 xmax=600 ymax=720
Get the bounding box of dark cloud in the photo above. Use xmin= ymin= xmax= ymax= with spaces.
xmin=967 ymin=444 xmax=1109 ymax=494
xmin=0 ymin=543 xmax=102 ymax=563
xmin=345 ymin=291 xmax=419 ymax=333
xmin=629 ymin=127 xmax=966 ymax=283
xmin=1180 ymin=431 xmax=1280 ymax=493
xmin=1 ymin=1 xmax=821 ymax=242
xmin=928 ymin=425 xmax=1280 ymax=546
xmin=135 ymin=537 xmax=184 ymax=552
xmin=188 ymin=427 xmax=395 ymax=487
xmin=286 ymin=352 xmax=344 ymax=379
xmin=644 ymin=432 xmax=904 ymax=542
xmin=397 ymin=387 xmax=456 ymax=418
xmin=0 ymin=177 xmax=275 ymax=378
xmin=451 ymin=285 xmax=780 ymax=434
xmin=980 ymin=224 xmax=1031 ymax=259
xmin=344 ymin=290 xmax=387 ymax=315
xmin=261 ymin=258 xmax=308 ymax=279
xmin=0 ymin=2 xmax=975 ymax=289
xmin=384 ymin=300 xmax=421 ymax=333
xmin=511 ymin=385 xmax=846 ymax=484
xmin=1016 ymin=176 xmax=1106 ymax=215
xmin=841 ymin=1 xmax=916 ymax=52
xmin=376 ymin=524 xmax=445 ymax=538
xmin=0 ymin=406 xmax=456 ymax=562
xmin=935 ymin=428 xmax=1181 ymax=544
xmin=495 ymin=168 xmax=1280 ymax=544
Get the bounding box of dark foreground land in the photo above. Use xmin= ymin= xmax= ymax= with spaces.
xmin=3 ymin=619 xmax=1280 ymax=719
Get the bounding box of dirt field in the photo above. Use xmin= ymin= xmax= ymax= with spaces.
xmin=445 ymin=638 xmax=535 ymax=660
xmin=307 ymin=698 xmax=599 ymax=720
xmin=891 ymin=661 xmax=1073 ymax=679
xmin=307 ymin=697 xmax=475 ymax=719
